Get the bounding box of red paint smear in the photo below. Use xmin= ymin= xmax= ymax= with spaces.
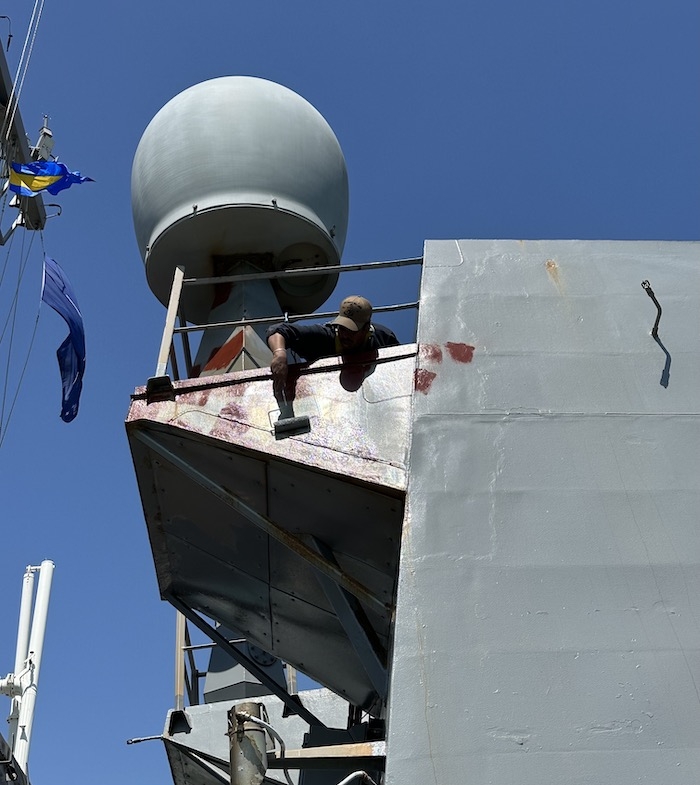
xmin=414 ymin=368 xmax=437 ymax=394
xmin=445 ymin=342 xmax=475 ymax=363
xmin=419 ymin=343 xmax=443 ymax=363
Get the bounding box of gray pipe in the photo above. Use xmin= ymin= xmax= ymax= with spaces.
xmin=228 ymin=702 xmax=267 ymax=785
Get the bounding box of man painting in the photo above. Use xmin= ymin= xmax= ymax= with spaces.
xmin=266 ymin=295 xmax=398 ymax=390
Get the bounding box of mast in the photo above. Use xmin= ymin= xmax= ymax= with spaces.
xmin=0 ymin=560 xmax=55 ymax=778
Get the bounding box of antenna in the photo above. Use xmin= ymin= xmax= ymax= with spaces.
xmin=0 ymin=560 xmax=55 ymax=777
xmin=31 ymin=115 xmax=53 ymax=161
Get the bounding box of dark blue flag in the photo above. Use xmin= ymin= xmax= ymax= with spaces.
xmin=41 ymin=257 xmax=86 ymax=422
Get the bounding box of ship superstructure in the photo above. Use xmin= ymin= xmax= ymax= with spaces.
xmin=126 ymin=76 xmax=700 ymax=785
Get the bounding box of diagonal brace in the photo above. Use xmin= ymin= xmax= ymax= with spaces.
xmin=168 ymin=594 xmax=324 ymax=728
xmin=308 ymin=536 xmax=388 ymax=701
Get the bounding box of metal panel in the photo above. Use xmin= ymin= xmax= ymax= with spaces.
xmin=386 ymin=240 xmax=700 ymax=784
xmin=267 ymin=462 xmax=403 ymax=578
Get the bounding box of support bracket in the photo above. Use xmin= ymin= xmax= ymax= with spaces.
xmin=308 ymin=536 xmax=388 ymax=701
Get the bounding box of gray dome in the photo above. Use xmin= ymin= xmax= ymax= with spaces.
xmin=131 ymin=76 xmax=349 ymax=320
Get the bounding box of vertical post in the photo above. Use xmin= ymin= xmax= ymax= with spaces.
xmin=228 ymin=702 xmax=267 ymax=785
xmin=155 ymin=265 xmax=185 ymax=378
xmin=175 ymin=611 xmax=186 ymax=712
xmin=13 ymin=559 xmax=54 ymax=775
xmin=178 ymin=309 xmax=194 ymax=378
xmin=286 ymin=664 xmax=297 ymax=695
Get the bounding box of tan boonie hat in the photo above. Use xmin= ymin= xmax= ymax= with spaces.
xmin=331 ymin=296 xmax=373 ymax=331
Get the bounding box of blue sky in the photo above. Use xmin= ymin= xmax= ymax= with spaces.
xmin=0 ymin=1 xmax=698 ymax=783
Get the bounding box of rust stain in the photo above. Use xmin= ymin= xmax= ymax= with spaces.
xmin=445 ymin=342 xmax=474 ymax=363
xmin=419 ymin=343 xmax=443 ymax=363
xmin=414 ymin=368 xmax=437 ymax=394
xmin=545 ymin=259 xmax=565 ymax=294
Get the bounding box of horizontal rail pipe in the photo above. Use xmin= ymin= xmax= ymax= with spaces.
xmin=173 ymin=301 xmax=420 ymax=335
xmin=183 ymin=257 xmax=423 ymax=287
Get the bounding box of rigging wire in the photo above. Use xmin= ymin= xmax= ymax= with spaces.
xmin=0 ymin=4 xmax=50 ymax=449
xmin=1 ymin=0 xmax=46 ymax=146
xmin=0 ymin=280 xmax=40 ymax=450
xmin=0 ymin=217 xmax=17 ymax=292
xmin=0 ymin=229 xmax=32 ymax=345
xmin=0 ymin=228 xmax=39 ymax=448
xmin=0 ymin=135 xmax=21 ymax=242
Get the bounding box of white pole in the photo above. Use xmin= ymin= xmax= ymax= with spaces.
xmin=14 ymin=567 xmax=35 ymax=675
xmin=7 ymin=566 xmax=36 ymax=752
xmin=13 ymin=559 xmax=54 ymax=775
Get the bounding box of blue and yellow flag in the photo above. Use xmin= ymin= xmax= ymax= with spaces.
xmin=9 ymin=161 xmax=94 ymax=197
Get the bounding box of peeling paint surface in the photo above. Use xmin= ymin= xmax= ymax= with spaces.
xmin=128 ymin=344 xmax=416 ymax=490
xmin=126 ymin=343 xmax=415 ymax=710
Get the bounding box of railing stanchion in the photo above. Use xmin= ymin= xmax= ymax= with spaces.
xmin=155 ymin=265 xmax=185 ymax=378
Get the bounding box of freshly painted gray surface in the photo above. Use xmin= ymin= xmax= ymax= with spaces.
xmin=386 ymin=240 xmax=700 ymax=784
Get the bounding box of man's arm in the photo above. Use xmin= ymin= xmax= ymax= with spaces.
xmin=267 ymin=322 xmax=339 ymax=393
xmin=267 ymin=329 xmax=288 ymax=390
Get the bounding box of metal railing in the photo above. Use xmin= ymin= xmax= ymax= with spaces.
xmin=150 ymin=256 xmax=423 ymax=387
xmin=174 ymin=612 xmax=300 ymax=709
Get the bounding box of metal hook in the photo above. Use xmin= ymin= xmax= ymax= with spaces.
xmin=43 ymin=203 xmax=62 ymax=220
xmin=641 ymin=280 xmax=662 ymax=338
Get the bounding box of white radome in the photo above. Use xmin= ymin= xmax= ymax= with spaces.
xmin=131 ymin=76 xmax=349 ymax=320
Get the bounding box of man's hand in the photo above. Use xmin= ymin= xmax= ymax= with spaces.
xmin=270 ymin=349 xmax=289 ymax=393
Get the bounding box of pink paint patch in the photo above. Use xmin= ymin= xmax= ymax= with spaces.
xmin=220 ymin=403 xmax=244 ymax=420
xmin=445 ymin=342 xmax=475 ymax=363
xmin=414 ymin=368 xmax=437 ymax=394
xmin=210 ymin=420 xmax=246 ymax=439
xmin=194 ymin=391 xmax=210 ymax=407
xmin=419 ymin=343 xmax=443 ymax=363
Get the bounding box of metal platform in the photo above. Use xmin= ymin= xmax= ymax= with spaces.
xmin=160 ymin=690 xmax=376 ymax=785
xmin=127 ymin=345 xmax=414 ymax=712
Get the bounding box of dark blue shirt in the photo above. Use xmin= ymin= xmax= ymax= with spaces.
xmin=267 ymin=322 xmax=399 ymax=363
